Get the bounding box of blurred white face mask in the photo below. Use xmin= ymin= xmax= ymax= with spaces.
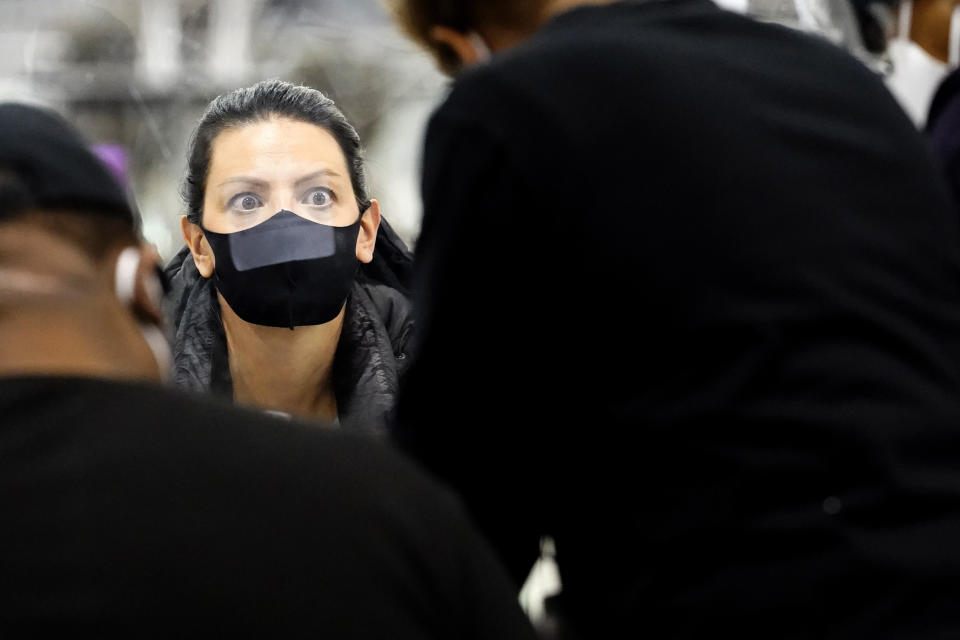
xmin=114 ymin=246 xmax=173 ymax=383
xmin=884 ymin=0 xmax=960 ymax=127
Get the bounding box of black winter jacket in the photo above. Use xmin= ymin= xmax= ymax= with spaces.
xmin=164 ymin=219 xmax=414 ymax=437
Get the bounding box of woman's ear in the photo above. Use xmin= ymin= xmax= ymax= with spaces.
xmin=356 ymin=200 xmax=382 ymax=264
xmin=181 ymin=215 xmax=215 ymax=278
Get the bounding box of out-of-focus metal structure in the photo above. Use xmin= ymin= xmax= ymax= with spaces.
xmin=0 ymin=0 xmax=447 ymax=256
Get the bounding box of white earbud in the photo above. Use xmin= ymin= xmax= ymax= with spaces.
xmin=114 ymin=246 xmax=173 ymax=383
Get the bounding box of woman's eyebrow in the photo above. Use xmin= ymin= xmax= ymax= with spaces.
xmin=294 ymin=169 xmax=342 ymax=187
xmin=216 ymin=170 xmax=342 ymax=189
xmin=217 ymin=176 xmax=270 ymax=188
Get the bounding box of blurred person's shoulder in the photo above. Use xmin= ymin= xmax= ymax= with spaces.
xmin=0 ymin=374 xmax=444 ymax=506
xmin=0 ymin=375 xmax=536 ymax=637
xmin=431 ymin=0 xmax=903 ymax=162
xmin=442 ymin=0 xmax=883 ymax=112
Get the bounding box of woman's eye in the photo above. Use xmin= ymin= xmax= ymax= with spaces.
xmin=229 ymin=193 xmax=262 ymax=212
xmin=303 ymin=188 xmax=332 ymax=207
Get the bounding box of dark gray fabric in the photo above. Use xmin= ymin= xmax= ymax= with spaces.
xmin=927 ymin=67 xmax=960 ymax=218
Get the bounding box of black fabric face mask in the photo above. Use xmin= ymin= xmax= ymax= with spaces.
xmin=202 ymin=210 xmax=361 ymax=329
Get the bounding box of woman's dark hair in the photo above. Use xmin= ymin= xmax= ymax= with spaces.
xmin=384 ymin=0 xmax=548 ymax=74
xmin=182 ymin=79 xmax=370 ymax=224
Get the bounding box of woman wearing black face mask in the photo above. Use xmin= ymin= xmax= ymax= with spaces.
xmin=164 ymin=80 xmax=414 ymax=435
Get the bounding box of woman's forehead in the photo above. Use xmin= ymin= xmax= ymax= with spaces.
xmin=208 ymin=118 xmax=349 ymax=182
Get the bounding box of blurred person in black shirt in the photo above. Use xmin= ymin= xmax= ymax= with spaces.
xmin=0 ymin=102 xmax=535 ymax=639
xmin=386 ymin=0 xmax=960 ymax=636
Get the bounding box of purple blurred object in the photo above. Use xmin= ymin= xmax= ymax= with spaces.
xmin=92 ymin=143 xmax=129 ymax=189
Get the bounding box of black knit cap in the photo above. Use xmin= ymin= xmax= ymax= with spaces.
xmin=0 ymin=102 xmax=135 ymax=225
